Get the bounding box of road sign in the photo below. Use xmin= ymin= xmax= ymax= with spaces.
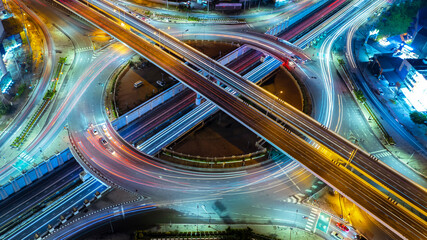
xmin=315 ymin=212 xmax=331 ymax=233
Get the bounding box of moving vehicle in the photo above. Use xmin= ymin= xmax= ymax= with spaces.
xmin=102 ymin=124 xmax=113 ymax=139
xmin=336 ymin=222 xmax=349 ymax=232
xmin=331 ymin=231 xmax=344 ymax=240
xmin=134 ymin=80 xmax=144 ymax=88
xmin=107 ymin=147 xmax=115 ymax=154
xmin=100 ymin=138 xmax=108 ymax=145
xmin=156 ymin=80 xmax=165 ymax=87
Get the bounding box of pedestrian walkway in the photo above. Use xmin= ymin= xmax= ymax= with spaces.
xmin=305 ymin=208 xmax=319 ymax=232
xmin=75 ymin=46 xmax=93 ymax=53
xmin=147 ymin=223 xmax=323 ymax=240
xmin=370 ymin=149 xmax=392 ymax=159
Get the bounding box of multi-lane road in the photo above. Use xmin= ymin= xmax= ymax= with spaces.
xmin=91 ymin=0 xmax=427 ymax=221
xmin=0 ymin=0 xmax=95 ymax=185
xmin=55 ymin=0 xmax=427 ymax=238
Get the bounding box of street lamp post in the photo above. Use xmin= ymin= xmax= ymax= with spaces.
xmin=196 ymin=204 xmax=199 ymax=234
xmin=293 ymin=209 xmax=298 ymax=228
xmin=19 ymin=8 xmax=32 ymax=57
xmin=182 ymin=29 xmax=188 ymax=39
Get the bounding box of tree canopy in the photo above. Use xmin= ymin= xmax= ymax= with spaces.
xmin=410 ymin=111 xmax=427 ymax=124
xmin=376 ymin=0 xmax=427 ymax=38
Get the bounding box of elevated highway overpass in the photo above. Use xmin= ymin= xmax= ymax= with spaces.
xmin=57 ymin=0 xmax=426 ymax=238
xmin=75 ymin=0 xmax=427 ymax=220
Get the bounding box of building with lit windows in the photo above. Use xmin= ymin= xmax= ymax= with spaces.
xmin=370 ymin=54 xmax=427 ymax=112
xmin=400 ymin=64 xmax=427 ymax=112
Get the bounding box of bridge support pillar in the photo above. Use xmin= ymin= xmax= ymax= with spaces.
xmin=196 ymin=93 xmax=202 ymax=105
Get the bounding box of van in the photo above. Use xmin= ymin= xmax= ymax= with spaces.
xmin=134 ymin=81 xmax=143 ymax=88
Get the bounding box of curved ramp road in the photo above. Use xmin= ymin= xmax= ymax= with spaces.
xmin=56 ymin=0 xmax=426 ymax=238
xmin=75 ymin=0 xmax=426 ymax=219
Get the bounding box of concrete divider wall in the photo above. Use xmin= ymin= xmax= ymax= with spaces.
xmin=217 ymin=45 xmax=249 ymax=65
xmin=0 ymin=148 xmax=74 ymax=201
xmin=112 ymin=83 xmax=186 ymax=130
xmin=112 ymin=44 xmax=250 ymax=131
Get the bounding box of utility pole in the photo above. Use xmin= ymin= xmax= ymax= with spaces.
xmin=196 ymin=204 xmax=199 ymax=234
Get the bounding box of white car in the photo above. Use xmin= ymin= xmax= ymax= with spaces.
xmin=107 ymin=147 xmax=115 ymax=154
xmin=102 ymin=124 xmax=113 ymax=139
xmin=331 ymin=231 xmax=344 ymax=240
xmin=156 ymin=80 xmax=165 ymax=87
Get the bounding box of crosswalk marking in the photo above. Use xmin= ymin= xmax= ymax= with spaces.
xmin=304 ymin=208 xmax=319 ymax=232
xmin=370 ymin=149 xmax=387 ymax=155
xmin=75 ymin=47 xmax=93 ymax=53
xmin=373 ymin=151 xmax=392 ymax=159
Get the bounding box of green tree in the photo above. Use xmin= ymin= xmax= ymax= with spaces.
xmin=375 ymin=0 xmax=427 ymax=38
xmin=17 ymin=83 xmax=27 ymax=97
xmin=0 ymin=101 xmax=11 ymax=115
xmin=410 ymin=111 xmax=427 ymax=124
xmin=355 ymin=90 xmax=366 ymax=103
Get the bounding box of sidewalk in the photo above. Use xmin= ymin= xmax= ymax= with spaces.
xmin=147 ymin=223 xmax=323 ymax=240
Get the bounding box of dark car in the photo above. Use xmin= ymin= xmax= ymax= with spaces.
xmin=100 ymin=138 xmax=108 ymax=145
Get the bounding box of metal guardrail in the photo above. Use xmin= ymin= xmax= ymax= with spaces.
xmin=162 ymin=148 xmax=267 ymax=164
xmin=67 ymin=128 xmax=140 ymax=197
